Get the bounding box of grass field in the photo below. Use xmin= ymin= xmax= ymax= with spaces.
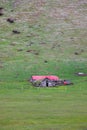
xmin=0 ymin=0 xmax=87 ymax=130
xmin=0 ymin=86 xmax=87 ymax=130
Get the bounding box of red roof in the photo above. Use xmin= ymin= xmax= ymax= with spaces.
xmin=31 ymin=75 xmax=59 ymax=81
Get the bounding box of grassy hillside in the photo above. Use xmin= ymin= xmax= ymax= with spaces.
xmin=0 ymin=0 xmax=87 ymax=83
xmin=0 ymin=0 xmax=87 ymax=130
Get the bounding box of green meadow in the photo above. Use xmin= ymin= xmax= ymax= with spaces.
xmin=0 ymin=0 xmax=87 ymax=130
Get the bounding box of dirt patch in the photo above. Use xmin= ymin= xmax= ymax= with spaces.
xmin=17 ymin=49 xmax=23 ymax=52
xmin=10 ymin=42 xmax=17 ymax=46
xmin=0 ymin=65 xmax=3 ymax=68
xmin=26 ymin=49 xmax=39 ymax=55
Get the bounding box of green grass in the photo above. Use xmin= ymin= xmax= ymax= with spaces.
xmin=0 ymin=0 xmax=87 ymax=129
xmin=0 ymin=87 xmax=87 ymax=130
xmin=0 ymin=60 xmax=87 ymax=130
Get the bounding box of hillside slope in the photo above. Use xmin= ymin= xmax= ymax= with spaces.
xmin=0 ymin=0 xmax=87 ymax=85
